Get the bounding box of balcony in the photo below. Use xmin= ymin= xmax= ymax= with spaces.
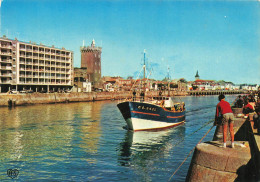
xmin=1 ymin=44 xmax=12 ymax=49
xmin=0 ymin=73 xmax=12 ymax=77
xmin=0 ymin=80 xmax=11 ymax=84
xmin=0 ymin=59 xmax=12 ymax=63
xmin=0 ymin=66 xmax=12 ymax=70
xmin=1 ymin=52 xmax=12 ymax=56
xmin=26 ymin=55 xmax=33 ymax=58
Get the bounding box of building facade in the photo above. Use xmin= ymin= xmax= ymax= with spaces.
xmin=73 ymin=67 xmax=91 ymax=92
xmin=80 ymin=40 xmax=102 ymax=89
xmin=0 ymin=36 xmax=73 ymax=93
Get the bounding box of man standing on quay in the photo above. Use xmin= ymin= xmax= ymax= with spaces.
xmin=214 ymin=94 xmax=235 ymax=148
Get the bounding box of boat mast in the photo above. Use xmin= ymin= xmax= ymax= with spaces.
xmin=143 ymin=49 xmax=146 ymax=92
xmin=168 ymin=65 xmax=170 ymax=96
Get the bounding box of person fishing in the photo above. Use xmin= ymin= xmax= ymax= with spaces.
xmin=235 ymin=95 xmax=244 ymax=108
xmin=214 ymin=94 xmax=235 ymax=148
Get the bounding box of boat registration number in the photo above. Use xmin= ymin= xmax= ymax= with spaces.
xmin=137 ymin=105 xmax=157 ymax=112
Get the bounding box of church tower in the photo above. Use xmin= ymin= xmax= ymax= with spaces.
xmin=195 ymin=70 xmax=200 ymax=80
xmin=80 ymin=39 xmax=102 ymax=88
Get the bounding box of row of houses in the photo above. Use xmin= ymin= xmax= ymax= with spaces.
xmin=187 ymin=71 xmax=259 ymax=91
xmin=101 ymin=74 xmax=259 ymax=93
xmin=102 ymin=76 xmax=187 ymax=92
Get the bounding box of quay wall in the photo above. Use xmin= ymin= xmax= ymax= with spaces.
xmin=188 ymin=90 xmax=246 ymax=96
xmin=0 ymin=91 xmax=188 ymax=107
xmin=186 ymin=107 xmax=260 ymax=181
xmin=0 ymin=92 xmax=127 ymax=107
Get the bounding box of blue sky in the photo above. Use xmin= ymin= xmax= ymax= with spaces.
xmin=1 ymin=0 xmax=259 ymax=84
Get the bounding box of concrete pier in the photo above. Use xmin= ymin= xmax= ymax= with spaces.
xmin=186 ymin=109 xmax=260 ymax=181
xmin=186 ymin=141 xmax=251 ymax=181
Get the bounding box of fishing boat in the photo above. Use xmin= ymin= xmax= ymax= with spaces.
xmin=117 ymin=51 xmax=185 ymax=131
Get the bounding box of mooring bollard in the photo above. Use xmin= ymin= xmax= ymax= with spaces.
xmin=8 ymin=99 xmax=12 ymax=107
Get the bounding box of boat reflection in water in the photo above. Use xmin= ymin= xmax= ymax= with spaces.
xmin=118 ymin=126 xmax=185 ymax=173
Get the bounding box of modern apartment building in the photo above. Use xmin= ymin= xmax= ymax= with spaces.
xmin=0 ymin=36 xmax=73 ymax=93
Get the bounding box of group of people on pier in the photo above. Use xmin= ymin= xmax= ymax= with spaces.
xmin=214 ymin=91 xmax=260 ymax=148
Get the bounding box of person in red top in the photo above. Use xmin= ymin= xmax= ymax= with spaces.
xmin=214 ymin=94 xmax=235 ymax=148
xmin=243 ymin=99 xmax=254 ymax=115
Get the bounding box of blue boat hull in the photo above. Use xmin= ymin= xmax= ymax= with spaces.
xmin=117 ymin=101 xmax=185 ymax=131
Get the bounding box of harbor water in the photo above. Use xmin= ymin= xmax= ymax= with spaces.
xmin=0 ymin=95 xmax=237 ymax=181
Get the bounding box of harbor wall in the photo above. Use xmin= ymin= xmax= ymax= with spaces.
xmin=0 ymin=91 xmax=188 ymax=107
xmin=186 ymin=108 xmax=260 ymax=181
xmin=0 ymin=92 xmax=127 ymax=107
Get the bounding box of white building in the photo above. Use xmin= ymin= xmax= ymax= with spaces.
xmin=0 ymin=36 xmax=74 ymax=93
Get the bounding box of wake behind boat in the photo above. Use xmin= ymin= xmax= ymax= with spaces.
xmin=117 ymin=96 xmax=185 ymax=131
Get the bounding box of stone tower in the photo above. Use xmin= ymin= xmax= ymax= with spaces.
xmin=80 ymin=39 xmax=102 ymax=88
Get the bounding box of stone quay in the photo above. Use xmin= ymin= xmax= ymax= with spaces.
xmin=186 ymin=108 xmax=260 ymax=181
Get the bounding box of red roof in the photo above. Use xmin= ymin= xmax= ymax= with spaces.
xmin=195 ymin=79 xmax=215 ymax=82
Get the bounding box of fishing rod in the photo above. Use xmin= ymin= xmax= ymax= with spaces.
xmin=168 ymin=123 xmax=215 ymax=181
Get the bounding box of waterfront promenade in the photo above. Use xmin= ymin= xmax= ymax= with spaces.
xmin=0 ymin=90 xmax=188 ymax=107
xmin=0 ymin=89 xmax=250 ymax=107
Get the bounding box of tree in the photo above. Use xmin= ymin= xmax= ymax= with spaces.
xmin=179 ymin=78 xmax=187 ymax=83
